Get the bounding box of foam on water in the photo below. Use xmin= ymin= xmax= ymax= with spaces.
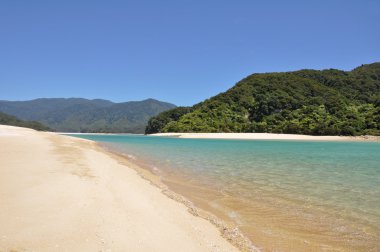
xmin=68 ymin=134 xmax=380 ymax=251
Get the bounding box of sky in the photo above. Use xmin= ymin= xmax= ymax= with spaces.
xmin=0 ymin=0 xmax=379 ymax=106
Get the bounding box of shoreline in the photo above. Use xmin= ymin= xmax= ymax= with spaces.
xmin=97 ymin=143 xmax=256 ymax=251
xmin=149 ymin=132 xmax=380 ymax=141
xmin=0 ymin=125 xmax=241 ymax=252
xmin=57 ymin=132 xmax=380 ymax=141
xmin=78 ymin=133 xmax=380 ymax=251
xmin=59 ymin=132 xmax=144 ymax=135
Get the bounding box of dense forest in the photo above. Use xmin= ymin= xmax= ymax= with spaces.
xmin=146 ymin=63 xmax=380 ymax=136
xmin=0 ymin=112 xmax=52 ymax=131
xmin=0 ymin=98 xmax=175 ymax=133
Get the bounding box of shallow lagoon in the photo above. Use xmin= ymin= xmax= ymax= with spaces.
xmin=70 ymin=134 xmax=380 ymax=251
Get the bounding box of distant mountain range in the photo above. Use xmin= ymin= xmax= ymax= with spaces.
xmin=0 ymin=98 xmax=176 ymax=133
xmin=0 ymin=111 xmax=51 ymax=131
xmin=146 ymin=63 xmax=380 ymax=136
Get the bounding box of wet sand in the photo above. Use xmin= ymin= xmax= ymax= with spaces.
xmin=102 ymin=137 xmax=380 ymax=252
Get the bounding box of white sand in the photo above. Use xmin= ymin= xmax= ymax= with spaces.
xmin=0 ymin=125 xmax=238 ymax=252
xmin=151 ymin=132 xmax=377 ymax=141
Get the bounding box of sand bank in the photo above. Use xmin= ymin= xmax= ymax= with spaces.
xmin=0 ymin=125 xmax=239 ymax=252
xmin=151 ymin=132 xmax=379 ymax=141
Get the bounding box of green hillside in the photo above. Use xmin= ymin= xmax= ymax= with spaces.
xmin=0 ymin=112 xmax=52 ymax=131
xmin=0 ymin=98 xmax=176 ymax=133
xmin=146 ymin=63 xmax=380 ymax=136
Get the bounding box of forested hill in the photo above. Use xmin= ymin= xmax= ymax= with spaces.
xmin=0 ymin=112 xmax=51 ymax=131
xmin=146 ymin=63 xmax=380 ymax=136
xmin=0 ymin=98 xmax=176 ymax=133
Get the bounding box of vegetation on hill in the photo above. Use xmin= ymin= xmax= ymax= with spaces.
xmin=145 ymin=107 xmax=193 ymax=134
xmin=0 ymin=98 xmax=176 ymax=133
xmin=0 ymin=112 xmax=52 ymax=131
xmin=146 ymin=63 xmax=380 ymax=136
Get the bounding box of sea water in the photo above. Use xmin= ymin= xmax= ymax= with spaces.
xmin=68 ymin=134 xmax=380 ymax=251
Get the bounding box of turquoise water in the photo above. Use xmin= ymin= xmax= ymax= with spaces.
xmin=68 ymin=134 xmax=380 ymax=251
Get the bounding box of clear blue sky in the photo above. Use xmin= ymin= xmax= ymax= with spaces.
xmin=1 ymin=0 xmax=379 ymax=106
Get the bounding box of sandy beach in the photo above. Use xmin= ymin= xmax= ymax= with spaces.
xmin=151 ymin=132 xmax=380 ymax=141
xmin=0 ymin=125 xmax=239 ymax=252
